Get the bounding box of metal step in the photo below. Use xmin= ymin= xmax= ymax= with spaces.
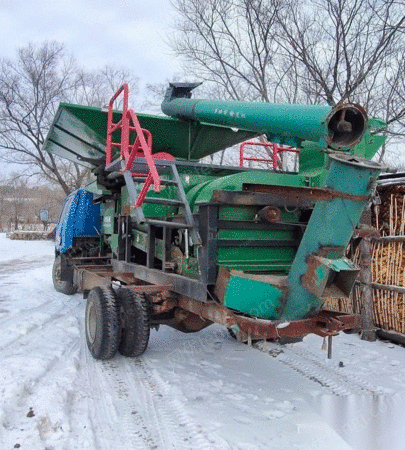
xmin=131 ymin=177 xmax=177 ymax=186
xmin=143 ymin=197 xmax=185 ymax=207
xmin=119 ymin=159 xmax=202 ymax=245
xmin=146 ymin=219 xmax=193 ymax=228
xmin=105 ymin=159 xmax=124 ymax=172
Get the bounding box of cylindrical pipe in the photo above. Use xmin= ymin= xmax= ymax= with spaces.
xmin=162 ymin=83 xmax=367 ymax=150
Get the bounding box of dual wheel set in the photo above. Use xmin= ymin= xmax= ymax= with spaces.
xmin=53 ymin=255 xmax=151 ymax=360
xmin=85 ymin=286 xmax=151 ymax=360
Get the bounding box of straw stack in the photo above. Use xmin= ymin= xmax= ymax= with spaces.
xmin=371 ymin=187 xmax=405 ymax=333
xmin=325 ymin=185 xmax=405 ymax=334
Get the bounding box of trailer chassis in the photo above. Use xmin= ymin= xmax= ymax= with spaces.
xmin=73 ymin=260 xmax=361 ymax=343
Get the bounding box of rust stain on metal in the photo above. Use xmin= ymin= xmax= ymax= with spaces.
xmin=302 ymin=255 xmax=327 ymax=298
xmin=235 ymin=311 xmax=361 ymax=340
xmin=153 ymin=298 xmax=178 ymax=314
xmin=121 ymin=205 xmax=131 ymax=216
xmin=231 ymin=271 xmax=288 ymax=290
xmin=177 ymin=294 xmax=360 ymax=340
xmin=126 ymin=284 xmax=173 ymax=294
xmin=353 ymin=225 xmax=380 ymax=239
xmin=257 ymin=205 xmax=281 ymax=222
xmin=214 ymin=266 xmax=231 ymax=303
xmin=242 ymin=184 xmax=369 ymax=202
xmin=178 ymin=296 xmax=236 ymax=327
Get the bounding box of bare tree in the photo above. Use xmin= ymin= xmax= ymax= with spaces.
xmin=275 ymin=0 xmax=405 ymax=160
xmin=0 ymin=42 xmax=88 ymax=194
xmin=171 ymin=0 xmax=284 ymax=102
xmin=171 ymin=0 xmax=405 ymax=161
xmin=0 ymin=41 xmax=140 ymax=195
xmin=75 ymin=64 xmax=140 ymax=109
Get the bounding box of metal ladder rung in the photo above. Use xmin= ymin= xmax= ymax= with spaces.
xmin=146 ymin=219 xmax=193 ymax=228
xmin=143 ymin=198 xmax=184 ymax=207
xmin=131 ymin=177 xmax=177 ymax=186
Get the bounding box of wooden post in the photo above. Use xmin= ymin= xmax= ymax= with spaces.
xmin=359 ymin=237 xmax=376 ymax=341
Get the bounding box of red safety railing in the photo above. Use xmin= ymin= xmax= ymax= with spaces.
xmin=106 ymin=84 xmax=161 ymax=205
xmin=239 ymin=141 xmax=299 ymax=171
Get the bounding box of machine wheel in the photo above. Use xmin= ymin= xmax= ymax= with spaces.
xmin=52 ymin=255 xmax=77 ymax=295
xmin=228 ymin=328 xmax=238 ymax=340
xmin=85 ymin=286 xmax=122 ymax=360
xmin=117 ymin=288 xmax=151 ymax=357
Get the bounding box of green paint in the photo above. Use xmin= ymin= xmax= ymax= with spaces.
xmin=44 ymin=90 xmax=388 ymax=323
xmin=42 ymin=103 xmax=258 ymax=165
xmin=314 ymin=266 xmax=328 ymax=286
xmin=110 ymin=234 xmax=119 ymax=255
xmin=223 ymin=272 xmax=283 ymax=319
xmin=283 ymin=155 xmax=384 ymax=320
xmin=162 ymin=98 xmax=334 ymax=148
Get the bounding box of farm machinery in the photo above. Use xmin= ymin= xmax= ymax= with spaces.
xmin=44 ymin=83 xmax=386 ymax=359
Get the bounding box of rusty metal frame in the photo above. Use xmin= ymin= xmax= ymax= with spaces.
xmin=74 ymin=265 xmax=114 ymax=291
xmin=243 ymin=183 xmax=370 ymax=201
xmin=177 ymin=295 xmax=360 ymax=339
xmin=210 ymin=185 xmax=369 ymax=208
xmin=73 ymin=265 xmax=360 ymax=340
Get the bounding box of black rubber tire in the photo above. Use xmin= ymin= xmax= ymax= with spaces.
xmin=117 ymin=288 xmax=151 ymax=357
xmin=228 ymin=328 xmax=237 ymax=340
xmin=52 ymin=255 xmax=77 ymax=295
xmin=85 ymin=286 xmax=122 ymax=360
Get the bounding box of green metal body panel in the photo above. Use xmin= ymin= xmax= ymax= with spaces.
xmin=44 ymin=87 xmax=387 ymax=324
xmin=216 ymin=206 xmax=298 ymax=273
xmin=42 ymin=103 xmax=258 ymax=166
xmin=110 ymin=234 xmax=119 ymax=255
xmin=223 ymin=273 xmax=284 ymax=319
xmin=283 ymin=154 xmax=383 ymax=320
xmin=193 ymin=170 xmax=306 ymax=206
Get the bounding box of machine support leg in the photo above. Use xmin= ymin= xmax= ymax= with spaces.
xmin=147 ymin=225 xmax=156 ymax=269
xmin=327 ymin=335 xmax=333 ymax=359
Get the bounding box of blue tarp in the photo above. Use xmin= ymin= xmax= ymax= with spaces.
xmin=55 ymin=189 xmax=101 ymax=254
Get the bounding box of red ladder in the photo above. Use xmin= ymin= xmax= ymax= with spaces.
xmin=106 ymin=83 xmax=161 ymax=206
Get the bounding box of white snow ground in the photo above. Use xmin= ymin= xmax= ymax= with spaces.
xmin=1 ymin=234 xmax=405 ymax=450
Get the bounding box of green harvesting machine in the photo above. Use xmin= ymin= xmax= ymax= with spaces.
xmin=45 ymin=82 xmax=386 ymax=359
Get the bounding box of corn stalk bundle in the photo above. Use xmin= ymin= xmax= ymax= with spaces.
xmin=325 ymin=185 xmax=405 ymax=333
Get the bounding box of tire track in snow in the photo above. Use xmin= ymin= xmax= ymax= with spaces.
xmin=0 ymin=256 xmax=54 ymax=278
xmin=83 ymin=352 xmax=224 ymax=449
xmin=131 ymin=358 xmax=232 ymax=449
xmin=80 ymin=314 xmax=231 ymax=450
xmin=0 ymin=296 xmax=81 ymax=352
xmin=287 ymin=346 xmax=385 ymax=395
xmin=83 ymin=347 xmax=157 ymax=449
xmin=267 ymin=344 xmax=385 ymax=396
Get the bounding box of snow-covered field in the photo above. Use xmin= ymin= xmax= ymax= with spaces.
xmin=1 ymin=233 xmax=405 ymax=450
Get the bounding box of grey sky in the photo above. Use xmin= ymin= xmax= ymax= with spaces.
xmin=1 ymin=0 xmax=181 ymax=85
xmin=1 ymin=0 xmax=183 ymax=179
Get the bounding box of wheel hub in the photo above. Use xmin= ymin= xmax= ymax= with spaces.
xmin=87 ymin=300 xmax=97 ymax=344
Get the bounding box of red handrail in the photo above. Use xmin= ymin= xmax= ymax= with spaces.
xmin=106 ymin=84 xmax=161 ymax=204
xmin=239 ymin=141 xmax=299 ymax=170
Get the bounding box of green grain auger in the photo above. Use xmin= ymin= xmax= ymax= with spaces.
xmin=45 ymin=82 xmax=386 ymax=351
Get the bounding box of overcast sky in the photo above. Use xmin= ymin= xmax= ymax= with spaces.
xmin=1 ymin=0 xmax=181 ymax=85
xmin=1 ymin=0 xmax=186 ymax=178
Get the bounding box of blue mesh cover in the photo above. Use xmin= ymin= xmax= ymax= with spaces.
xmin=55 ymin=189 xmax=101 ymax=254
